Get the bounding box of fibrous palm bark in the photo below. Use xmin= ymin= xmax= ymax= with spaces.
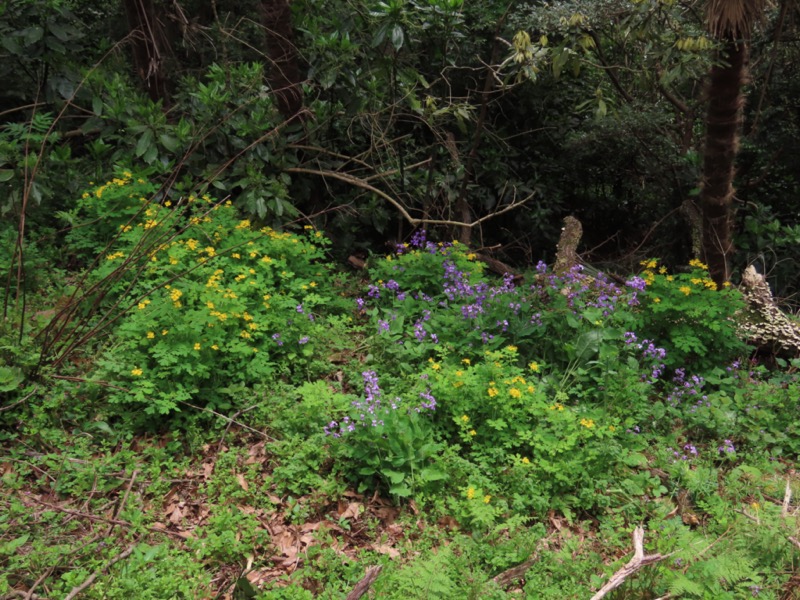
xmin=700 ymin=0 xmax=766 ymax=287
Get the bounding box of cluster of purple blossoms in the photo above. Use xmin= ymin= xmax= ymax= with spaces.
xmin=324 ymin=370 xmax=437 ymax=438
xmin=669 ymin=442 xmax=699 ymax=461
xmin=623 ymin=332 xmax=667 ymax=382
xmin=667 ymin=369 xmax=709 ymax=411
xmin=718 ymin=439 xmax=736 ymax=454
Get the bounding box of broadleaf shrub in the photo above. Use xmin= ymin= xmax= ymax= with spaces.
xmin=65 ymin=172 xmax=340 ymax=414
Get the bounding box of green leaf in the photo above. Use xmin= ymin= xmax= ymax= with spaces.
xmin=389 ymin=482 xmax=412 ymax=497
xmin=0 ymin=170 xmax=14 ymax=182
xmin=159 ymin=134 xmax=179 ymax=152
xmin=419 ymin=467 xmax=447 ymax=482
xmin=135 ymin=130 xmax=153 ymax=158
xmin=1 ymin=37 xmax=21 ymax=54
xmin=390 ymin=25 xmax=404 ymax=51
xmin=23 ymin=27 xmax=44 ymax=46
xmin=382 ymin=469 xmax=406 ymax=484
xmin=47 ymin=22 xmax=72 ymax=42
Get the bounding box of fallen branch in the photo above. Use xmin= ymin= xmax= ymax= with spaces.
xmin=590 ymin=527 xmax=664 ymax=600
xmin=28 ymin=497 xmax=186 ymax=539
xmin=492 ymin=556 xmax=539 ymax=587
xmin=108 ymin=469 xmax=139 ymax=536
xmin=63 ymin=543 xmax=138 ymax=600
xmin=285 ymin=167 xmax=534 ymax=229
xmin=345 ymin=565 xmax=382 ymax=600
xmin=177 ymin=400 xmax=275 ymax=441
xmin=0 ymin=385 xmax=38 ymax=413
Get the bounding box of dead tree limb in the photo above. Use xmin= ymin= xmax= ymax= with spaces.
xmin=345 ymin=566 xmax=383 ymax=600
xmin=590 ymin=527 xmax=664 ymax=600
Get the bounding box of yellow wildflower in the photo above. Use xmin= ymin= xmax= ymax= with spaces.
xmin=211 ymin=344 xmax=219 ymax=351
xmin=653 ymin=297 xmax=661 ymax=303
xmin=521 ymin=457 xmax=530 ymax=464
xmin=146 ymin=331 xmax=155 ymax=339
xmin=528 ymin=361 xmax=540 ymax=372
xmin=580 ymin=418 xmax=595 ymax=428
xmin=161 ymin=329 xmax=168 ymax=336
xmin=689 ymin=258 xmax=709 ymax=270
xmin=505 ymin=345 xmax=518 ymax=353
xmin=679 ymin=286 xmax=691 ymax=296
xmin=194 ymin=343 xmax=201 ymax=350
xmin=461 ymin=415 xmax=469 ymax=423
xmin=483 ymin=495 xmax=491 ymax=504
xmin=131 ymin=368 xmax=143 ymax=376
xmin=469 ymin=430 xmax=477 ymax=436
xmin=488 ymin=387 xmax=498 ymax=398
xmin=462 ymin=358 xmax=471 ymax=365
xmin=466 ymin=487 xmax=475 ymax=500
xmin=509 ymin=388 xmax=522 ymax=399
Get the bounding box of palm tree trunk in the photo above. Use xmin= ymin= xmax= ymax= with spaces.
xmin=700 ymin=39 xmax=747 ymax=287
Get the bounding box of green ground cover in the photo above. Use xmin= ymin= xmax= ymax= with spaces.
xmin=2 ymin=173 xmax=800 ymax=599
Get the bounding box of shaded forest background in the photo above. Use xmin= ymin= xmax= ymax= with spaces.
xmin=2 ymin=0 xmax=799 ymax=293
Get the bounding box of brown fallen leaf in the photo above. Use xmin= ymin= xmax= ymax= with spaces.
xmin=339 ymin=502 xmax=363 ymax=520
xmin=236 ymin=474 xmax=249 ymax=491
xmin=372 ymin=544 xmax=400 ymax=558
xmin=169 ymin=506 xmax=183 ymax=524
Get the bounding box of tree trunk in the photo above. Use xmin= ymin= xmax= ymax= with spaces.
xmin=122 ymin=0 xmax=169 ymax=105
xmin=261 ymin=0 xmax=303 ymax=120
xmin=700 ymin=39 xmax=747 ymax=287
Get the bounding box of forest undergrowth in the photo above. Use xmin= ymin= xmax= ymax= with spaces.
xmin=2 ymin=172 xmax=800 ymax=599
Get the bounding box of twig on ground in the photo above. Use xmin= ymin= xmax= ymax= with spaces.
xmin=345 ymin=566 xmax=383 ymax=600
xmin=590 ymin=527 xmax=665 ymax=600
xmin=0 ymin=385 xmax=38 ymax=413
xmin=492 ymin=556 xmax=539 ymax=587
xmin=782 ymin=478 xmax=793 ymax=518
xmin=23 ymin=565 xmax=54 ymax=600
xmin=108 ymin=469 xmax=139 ymax=536
xmin=217 ymin=404 xmax=260 ymax=453
xmin=178 ymin=400 xmax=275 ymax=441
xmin=28 ymin=497 xmax=186 ymax=539
xmin=62 ymin=543 xmax=138 ymax=600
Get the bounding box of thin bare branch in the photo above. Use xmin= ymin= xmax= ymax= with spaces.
xmin=285 ymin=167 xmax=533 ymax=229
xmin=63 ymin=543 xmax=138 ymax=600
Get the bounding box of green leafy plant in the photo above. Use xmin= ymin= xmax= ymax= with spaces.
xmin=59 ymin=171 xmax=339 ymax=415
xmin=633 ymin=258 xmax=747 ymax=371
